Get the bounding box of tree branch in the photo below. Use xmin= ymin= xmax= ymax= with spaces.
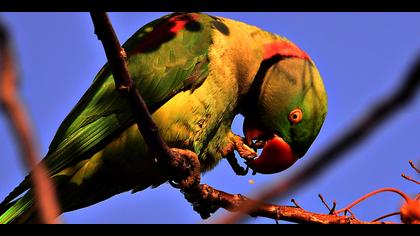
xmin=197 ymin=184 xmax=386 ymax=224
xmin=213 ymin=51 xmax=420 ymax=224
xmin=0 ymin=21 xmax=61 ymax=224
xmin=89 ymin=12 xmax=403 ymax=224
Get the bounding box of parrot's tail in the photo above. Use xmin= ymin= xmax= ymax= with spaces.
xmin=0 ymin=191 xmax=37 ymax=224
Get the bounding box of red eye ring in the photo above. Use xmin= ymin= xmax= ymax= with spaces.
xmin=288 ymin=108 xmax=303 ymax=124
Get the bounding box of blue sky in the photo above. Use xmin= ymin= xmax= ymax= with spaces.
xmin=0 ymin=12 xmax=419 ymax=224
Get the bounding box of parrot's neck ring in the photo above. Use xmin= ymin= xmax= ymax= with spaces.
xmin=242 ymin=55 xmax=282 ymax=117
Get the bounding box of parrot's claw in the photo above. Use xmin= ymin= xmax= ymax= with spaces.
xmin=226 ymin=152 xmax=249 ymax=176
xmin=232 ymin=135 xmax=257 ymax=160
xmin=221 ymin=134 xmax=257 ymax=176
xmin=168 ymin=148 xmax=201 ymax=190
xmin=221 ymin=133 xmax=257 ymax=160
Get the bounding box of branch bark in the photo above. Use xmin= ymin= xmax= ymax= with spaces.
xmin=0 ymin=21 xmax=61 ymax=224
xmin=197 ymin=184 xmax=387 ymax=224
xmin=89 ymin=12 xmax=399 ymax=224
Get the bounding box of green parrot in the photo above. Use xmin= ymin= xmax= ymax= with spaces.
xmin=0 ymin=12 xmax=327 ymax=223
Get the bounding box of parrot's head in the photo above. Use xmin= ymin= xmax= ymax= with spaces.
xmin=242 ymin=40 xmax=327 ymax=174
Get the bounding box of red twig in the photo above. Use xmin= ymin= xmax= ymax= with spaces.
xmin=335 ymin=188 xmax=411 ymax=215
xmin=0 ymin=22 xmax=61 ymax=224
xmin=372 ymin=211 xmax=401 ymax=222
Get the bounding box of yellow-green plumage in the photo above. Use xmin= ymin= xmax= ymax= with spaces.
xmin=0 ymin=12 xmax=327 ymax=223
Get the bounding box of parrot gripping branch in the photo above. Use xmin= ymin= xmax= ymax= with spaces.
xmin=89 ymin=12 xmax=405 ymax=224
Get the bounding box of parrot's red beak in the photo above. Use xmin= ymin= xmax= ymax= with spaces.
xmin=243 ymin=118 xmax=297 ymax=174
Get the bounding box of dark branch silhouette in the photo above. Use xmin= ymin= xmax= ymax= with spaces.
xmin=0 ymin=21 xmax=61 ymax=224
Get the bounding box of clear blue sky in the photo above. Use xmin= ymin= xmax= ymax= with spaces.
xmin=0 ymin=12 xmax=419 ymax=224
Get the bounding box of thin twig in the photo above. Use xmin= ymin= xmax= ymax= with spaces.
xmin=401 ymin=174 xmax=420 ymax=185
xmin=344 ymin=209 xmax=355 ymax=217
xmin=214 ymin=52 xmax=420 ymax=224
xmin=318 ymin=194 xmax=332 ymax=213
xmin=409 ymin=160 xmax=420 ymax=174
xmin=318 ymin=194 xmax=337 ymax=215
xmin=335 ymin=188 xmax=411 ymax=215
xmin=330 ymin=200 xmax=337 ymax=215
xmin=372 ymin=211 xmax=401 ymax=222
xmin=291 ymin=199 xmax=302 ymax=209
xmin=0 ymin=21 xmax=61 ymax=224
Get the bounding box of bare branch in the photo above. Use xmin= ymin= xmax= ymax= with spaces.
xmin=200 ymin=184 xmax=389 ymax=224
xmin=0 ymin=21 xmax=61 ymax=224
xmin=214 ymin=53 xmax=420 ymax=223
xmin=291 ymin=199 xmax=302 ymax=209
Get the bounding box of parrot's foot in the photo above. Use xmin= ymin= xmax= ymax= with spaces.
xmin=167 ymin=148 xmax=201 ymax=190
xmin=232 ymin=135 xmax=258 ymax=160
xmin=222 ymin=134 xmax=257 ymax=176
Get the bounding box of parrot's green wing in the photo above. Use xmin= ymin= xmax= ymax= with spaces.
xmin=0 ymin=13 xmax=214 ymax=213
xmin=46 ymin=13 xmax=212 ymax=173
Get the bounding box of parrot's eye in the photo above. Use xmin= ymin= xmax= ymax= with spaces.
xmin=288 ymin=108 xmax=303 ymax=124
